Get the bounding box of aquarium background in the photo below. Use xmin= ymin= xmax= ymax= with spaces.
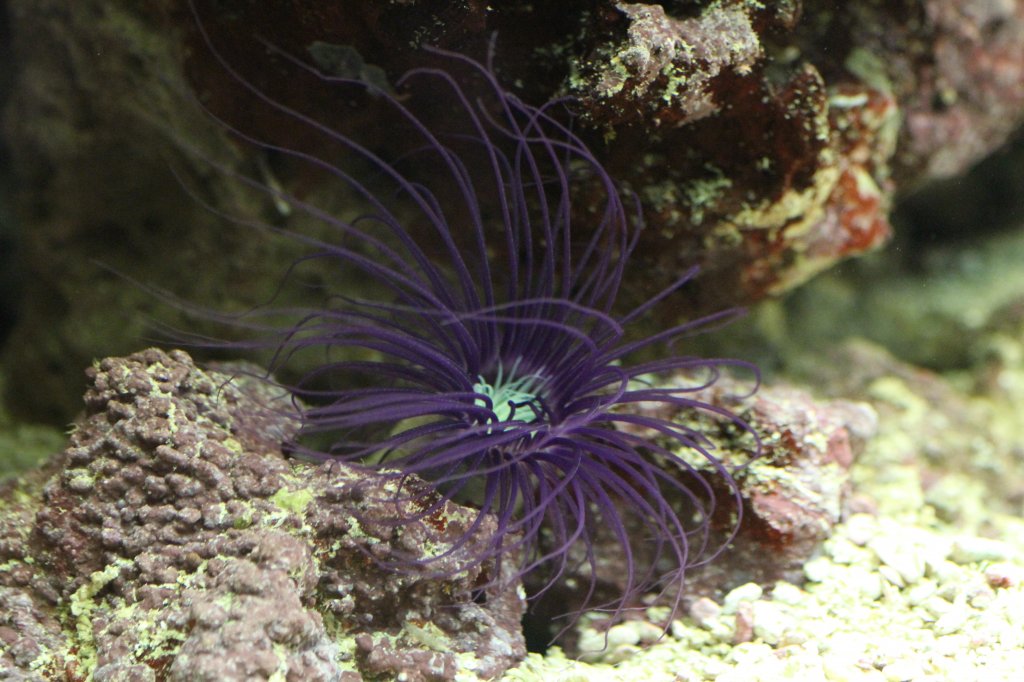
xmin=2 ymin=2 xmax=1024 ymax=680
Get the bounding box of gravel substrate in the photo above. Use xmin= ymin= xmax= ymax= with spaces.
xmin=490 ymin=341 xmax=1024 ymax=682
xmin=499 ymin=511 xmax=1024 ymax=681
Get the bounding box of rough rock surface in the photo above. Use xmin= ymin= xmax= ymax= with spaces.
xmin=0 ymin=348 xmax=526 ymax=681
xmin=686 ymin=379 xmax=878 ymax=594
xmin=801 ymin=338 xmax=1024 ymax=531
xmin=523 ymin=374 xmax=875 ymax=647
xmin=569 ymin=2 xmax=765 ymax=128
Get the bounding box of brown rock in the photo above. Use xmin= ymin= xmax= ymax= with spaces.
xmin=0 ymin=349 xmax=526 ymax=681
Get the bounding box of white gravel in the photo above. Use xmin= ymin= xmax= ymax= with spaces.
xmin=484 ymin=353 xmax=1024 ymax=682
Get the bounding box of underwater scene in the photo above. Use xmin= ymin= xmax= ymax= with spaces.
xmin=2 ymin=2 xmax=1024 ymax=680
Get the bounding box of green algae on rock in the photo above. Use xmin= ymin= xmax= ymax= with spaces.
xmin=0 ymin=349 xmax=525 ymax=680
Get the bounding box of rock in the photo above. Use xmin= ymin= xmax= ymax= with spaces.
xmin=682 ymin=379 xmax=876 ymax=598
xmin=0 ymin=349 xmax=525 ymax=681
xmin=7 ymin=1 xmax=1024 ymax=425
xmin=524 ymin=373 xmax=873 ymax=641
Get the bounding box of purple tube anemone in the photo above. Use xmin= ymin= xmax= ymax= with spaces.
xmin=183 ymin=23 xmax=759 ymax=632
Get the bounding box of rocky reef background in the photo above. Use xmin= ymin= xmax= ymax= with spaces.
xmin=2 ymin=1 xmax=1024 ymax=680
xmin=2 ymin=0 xmax=1024 ymax=425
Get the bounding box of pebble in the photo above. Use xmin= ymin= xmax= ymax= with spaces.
xmin=882 ymin=658 xmax=925 ymax=681
xmin=828 ymin=536 xmax=872 ymax=565
xmin=804 ymin=556 xmax=835 ymax=583
xmin=688 ymin=596 xmax=721 ymax=626
xmin=605 ymin=623 xmax=641 ymax=649
xmin=751 ymin=601 xmax=792 ymax=646
xmin=722 ymin=583 xmax=763 ymax=614
xmin=869 ymin=535 xmax=926 ymax=585
xmin=842 ymin=513 xmax=878 ymax=546
xmin=770 ymin=581 xmax=806 ymax=606
xmin=952 ymin=536 xmax=1017 ymax=564
xmin=984 ymin=562 xmax=1024 ymax=588
xmin=842 ymin=565 xmax=885 ymax=601
xmin=877 ymin=565 xmax=906 ymax=588
xmin=905 ymin=580 xmax=937 ymax=606
xmin=933 ymin=605 xmax=972 ymax=635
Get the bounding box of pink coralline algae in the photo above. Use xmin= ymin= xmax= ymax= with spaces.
xmin=1 ymin=349 xmax=525 ymax=681
xmin=570 ymin=2 xmax=766 ymax=128
xmin=564 ymin=0 xmax=1024 ymax=303
xmin=512 ymin=373 xmax=876 ymax=630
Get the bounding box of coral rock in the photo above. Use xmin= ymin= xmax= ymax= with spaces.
xmin=0 ymin=349 xmax=526 ymax=681
xmin=683 ymin=377 xmax=878 ymax=596
xmin=526 ymin=374 xmax=875 ymax=645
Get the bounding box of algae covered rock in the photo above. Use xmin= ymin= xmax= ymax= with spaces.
xmin=0 ymin=348 xmax=525 ymax=681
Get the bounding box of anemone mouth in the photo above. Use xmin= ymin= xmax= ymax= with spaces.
xmin=472 ymin=357 xmax=549 ymax=428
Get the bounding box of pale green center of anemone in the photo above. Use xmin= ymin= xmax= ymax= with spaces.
xmin=473 ymin=359 xmax=545 ymax=425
